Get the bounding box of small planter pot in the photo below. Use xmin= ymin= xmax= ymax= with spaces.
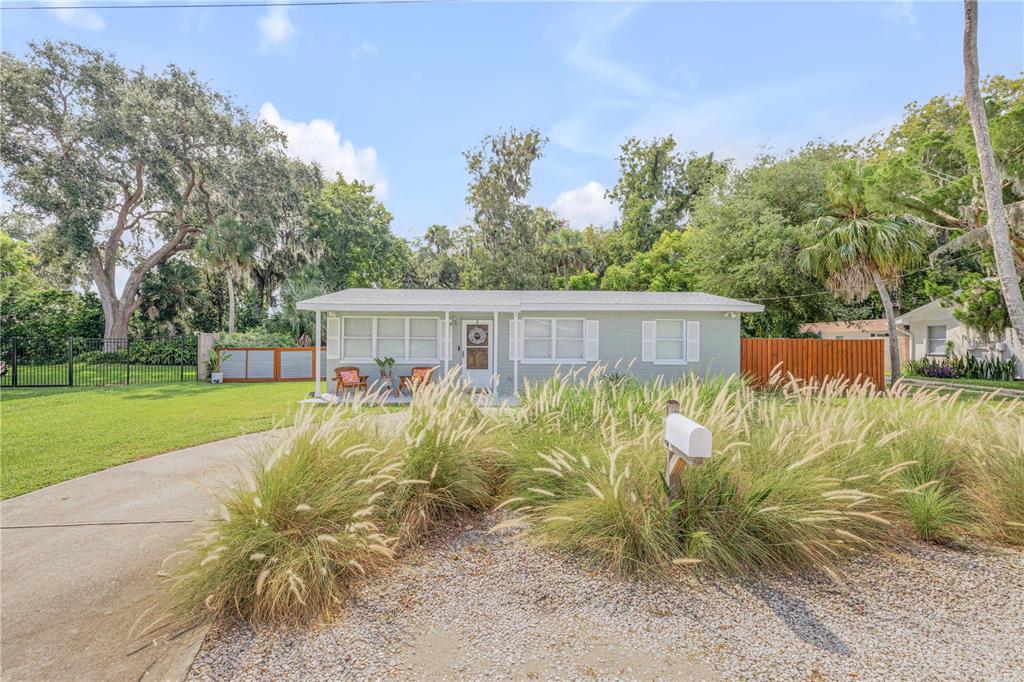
xmin=211 ymin=371 xmax=224 ymax=385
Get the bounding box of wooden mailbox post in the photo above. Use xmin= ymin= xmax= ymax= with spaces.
xmin=664 ymin=400 xmax=713 ymax=499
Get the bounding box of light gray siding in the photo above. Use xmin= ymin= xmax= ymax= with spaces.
xmin=322 ymin=310 xmax=741 ymax=393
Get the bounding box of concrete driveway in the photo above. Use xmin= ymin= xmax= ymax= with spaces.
xmin=0 ymin=431 xmax=280 ymax=682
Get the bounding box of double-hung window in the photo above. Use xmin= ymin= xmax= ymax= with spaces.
xmin=341 ymin=317 xmax=440 ymax=362
xmin=409 ymin=318 xmax=440 ymax=360
xmin=926 ymin=325 xmax=947 ymax=356
xmin=522 ymin=317 xmax=586 ymax=363
xmin=655 ymin=320 xmax=686 ymax=363
xmin=341 ymin=317 xmax=373 ymax=360
xmin=376 ymin=318 xmax=406 ymax=359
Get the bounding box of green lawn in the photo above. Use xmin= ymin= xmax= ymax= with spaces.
xmin=907 ymin=376 xmax=1024 ymax=391
xmin=0 ymin=381 xmax=326 ymax=499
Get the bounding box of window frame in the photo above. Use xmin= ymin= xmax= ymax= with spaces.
xmin=340 ymin=316 xmax=441 ymax=363
xmin=520 ymin=316 xmax=587 ymax=365
xmin=925 ymin=324 xmax=947 ymax=357
xmin=652 ymin=318 xmax=688 ymax=366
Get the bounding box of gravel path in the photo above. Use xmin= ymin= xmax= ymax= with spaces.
xmin=189 ymin=517 xmax=1024 ymax=681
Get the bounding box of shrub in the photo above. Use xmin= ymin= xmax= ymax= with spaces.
xmin=905 ymin=353 xmax=1018 ymax=382
xmin=215 ymin=327 xmax=296 ymax=349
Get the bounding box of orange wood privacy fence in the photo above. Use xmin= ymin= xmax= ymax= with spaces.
xmin=740 ymin=338 xmax=886 ymax=391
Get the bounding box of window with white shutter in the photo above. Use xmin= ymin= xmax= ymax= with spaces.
xmin=585 ymin=320 xmax=599 ymax=361
xmin=686 ymin=320 xmax=700 ymax=363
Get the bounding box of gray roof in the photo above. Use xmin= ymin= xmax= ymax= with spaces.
xmin=298 ymin=288 xmax=763 ymax=313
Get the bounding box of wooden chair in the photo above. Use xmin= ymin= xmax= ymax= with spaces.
xmin=333 ymin=366 xmax=368 ymax=395
xmin=398 ymin=366 xmax=434 ymax=394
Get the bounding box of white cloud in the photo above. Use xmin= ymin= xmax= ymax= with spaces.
xmin=43 ymin=0 xmax=105 ymax=31
xmin=350 ymin=41 xmax=378 ymax=59
xmin=259 ymin=102 xmax=388 ymax=199
xmin=551 ymin=181 xmax=617 ymax=229
xmin=259 ymin=6 xmax=296 ymax=52
xmin=882 ymin=1 xmax=917 ymax=27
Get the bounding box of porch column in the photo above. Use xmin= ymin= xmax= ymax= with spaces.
xmin=492 ymin=310 xmax=499 ymax=395
xmin=444 ymin=310 xmax=450 ymax=377
xmin=513 ymin=310 xmax=519 ymax=396
xmin=314 ymin=309 xmax=322 ymax=398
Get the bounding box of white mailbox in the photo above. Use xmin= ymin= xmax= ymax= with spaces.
xmin=663 ymin=412 xmax=712 ymax=488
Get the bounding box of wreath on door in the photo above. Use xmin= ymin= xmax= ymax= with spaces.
xmin=467 ymin=326 xmax=488 ymax=345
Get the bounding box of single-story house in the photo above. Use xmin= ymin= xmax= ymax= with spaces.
xmin=895 ymin=299 xmax=1022 ymax=377
xmin=297 ymin=288 xmax=764 ymax=396
xmin=800 ymin=319 xmax=910 ymax=372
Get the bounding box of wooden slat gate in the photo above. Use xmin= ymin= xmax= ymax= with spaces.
xmin=740 ymin=338 xmax=885 ymax=391
xmin=217 ymin=347 xmax=326 ymax=383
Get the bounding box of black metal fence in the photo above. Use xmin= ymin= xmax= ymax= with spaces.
xmin=0 ymin=336 xmax=198 ymax=388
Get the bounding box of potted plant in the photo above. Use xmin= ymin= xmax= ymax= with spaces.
xmin=208 ymin=348 xmax=230 ymax=384
xmin=374 ymin=356 xmax=395 ymax=382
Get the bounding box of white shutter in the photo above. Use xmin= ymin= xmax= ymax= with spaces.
xmin=327 ymin=317 xmax=341 ymax=359
xmin=509 ymin=319 xmax=518 ymax=360
xmin=641 ymin=321 xmax=655 ymax=362
xmin=585 ymin=320 xmax=599 ymax=362
xmin=686 ymin=320 xmax=700 ymax=363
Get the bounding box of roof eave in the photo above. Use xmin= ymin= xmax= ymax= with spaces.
xmin=297 ymin=301 xmax=764 ymax=313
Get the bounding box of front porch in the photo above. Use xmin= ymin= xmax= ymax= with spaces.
xmin=308 ymin=306 xmax=522 ymax=401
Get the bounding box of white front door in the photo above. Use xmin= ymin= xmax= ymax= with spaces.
xmin=462 ymin=320 xmax=492 ymax=389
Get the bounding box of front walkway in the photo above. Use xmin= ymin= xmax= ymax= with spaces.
xmin=0 ymin=431 xmax=281 ymax=682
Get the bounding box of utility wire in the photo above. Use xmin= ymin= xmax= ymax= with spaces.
xmin=746 ymin=251 xmax=978 ymax=303
xmin=1 ymin=0 xmax=448 ymax=10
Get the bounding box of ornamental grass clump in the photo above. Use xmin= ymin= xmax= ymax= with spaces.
xmin=498 ymin=371 xmax=1023 ymax=578
xmin=173 ymin=408 xmax=398 ymax=623
xmin=386 ymin=371 xmax=501 ymax=542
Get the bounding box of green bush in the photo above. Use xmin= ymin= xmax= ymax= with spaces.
xmin=215 ymin=327 xmax=296 ymax=349
xmin=906 ymin=353 xmax=1018 ymax=382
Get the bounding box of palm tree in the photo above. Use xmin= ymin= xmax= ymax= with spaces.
xmin=798 ymin=162 xmax=926 ymax=381
xmin=196 ymin=217 xmax=257 ymax=334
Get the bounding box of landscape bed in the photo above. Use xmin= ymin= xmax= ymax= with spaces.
xmin=172 ymin=371 xmax=1024 ymax=628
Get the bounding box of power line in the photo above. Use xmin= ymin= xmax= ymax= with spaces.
xmin=1 ymin=0 xmax=448 ymax=10
xmin=747 ymin=251 xmax=978 ymax=303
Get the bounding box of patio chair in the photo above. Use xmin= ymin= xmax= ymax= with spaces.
xmin=398 ymin=366 xmax=434 ymax=395
xmin=333 ymin=366 xmax=368 ymax=396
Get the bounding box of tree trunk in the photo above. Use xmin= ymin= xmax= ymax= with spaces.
xmin=964 ymin=0 xmax=1024 ymax=359
xmin=872 ymin=270 xmax=902 ymax=382
xmin=227 ymin=275 xmax=237 ymax=334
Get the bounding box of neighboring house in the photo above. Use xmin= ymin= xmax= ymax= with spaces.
xmin=800 ymin=319 xmax=909 ymax=372
xmin=297 ymin=288 xmax=764 ymax=395
xmin=895 ymin=299 xmax=1022 ymax=377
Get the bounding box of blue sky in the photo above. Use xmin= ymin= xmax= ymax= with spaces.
xmin=3 ymin=1 xmax=1022 ymax=241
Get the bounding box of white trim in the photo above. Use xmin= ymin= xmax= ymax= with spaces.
xmin=298 ymin=302 xmax=763 ymax=313
xmin=520 ymin=316 xmax=587 ymax=364
xmin=686 ymin=320 xmax=700 ymax=363
xmin=461 ymin=318 xmax=494 ymax=388
xmin=649 ymin=318 xmax=688 ymax=366
xmin=326 ymin=316 xmax=341 ymax=360
xmin=512 ymin=311 xmax=519 ymax=394
xmin=443 ymin=311 xmax=450 ymax=376
xmin=314 ymin=310 xmax=322 ymax=397
xmin=584 ymin=320 xmax=599 ymax=362
xmin=339 ymin=315 xmax=442 ymax=363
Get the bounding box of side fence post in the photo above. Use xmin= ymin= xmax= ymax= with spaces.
xmin=126 ymin=338 xmax=131 ymax=385
xmin=11 ymin=337 xmax=18 ymax=388
xmin=67 ymin=337 xmax=74 ymax=387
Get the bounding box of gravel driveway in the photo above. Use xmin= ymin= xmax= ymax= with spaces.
xmin=189 ymin=516 xmax=1024 ymax=681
